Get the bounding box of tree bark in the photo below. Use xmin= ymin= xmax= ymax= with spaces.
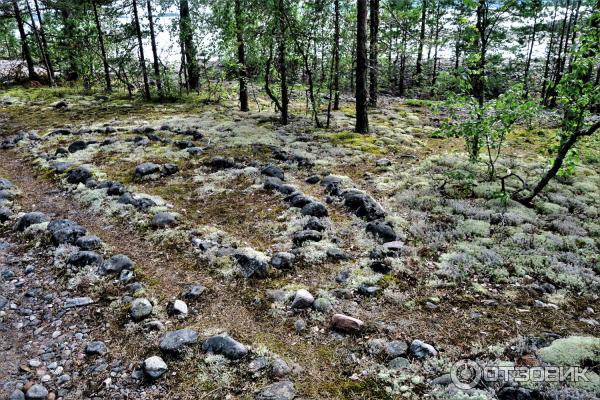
xmin=132 ymin=0 xmax=151 ymax=100
xmin=278 ymin=0 xmax=289 ymax=125
xmin=12 ymin=0 xmax=38 ymax=81
xmin=234 ymin=0 xmax=249 ymax=111
xmin=333 ymin=0 xmax=341 ymax=110
xmin=368 ymin=0 xmax=379 ymax=107
xmin=179 ymin=0 xmax=200 ymax=91
xmin=92 ymin=0 xmax=112 ymax=92
xmin=355 ymin=0 xmax=369 ymax=133
xmin=147 ymin=0 xmax=163 ymax=99
xmin=33 ymin=0 xmax=54 ymax=82
xmin=523 ymin=12 xmax=538 ymax=98
xmin=415 ymin=0 xmax=427 ymax=79
xmin=25 ymin=0 xmax=52 ymax=86
xmin=541 ymin=0 xmax=559 ymax=101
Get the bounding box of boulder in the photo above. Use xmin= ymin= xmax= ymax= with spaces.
xmin=15 ymin=212 xmax=49 ymax=232
xmin=163 ymin=163 xmax=179 ymax=176
xmin=341 ymin=190 xmax=385 ymax=221
xmin=101 ymin=254 xmax=133 ymax=274
xmin=305 ymin=175 xmax=320 ymax=184
xmin=0 ymin=207 xmax=12 ymax=223
xmin=208 ymin=156 xmax=237 ymax=170
xmin=143 ymin=356 xmax=168 ymax=379
xmin=409 ymin=339 xmax=438 ymax=359
xmin=0 ymin=178 xmax=13 ymax=190
xmin=202 ymin=335 xmax=248 ymax=360
xmin=151 ymin=212 xmax=178 ymax=229
xmin=182 ymin=284 xmax=206 ymax=300
xmin=285 ymin=193 xmax=312 ymax=208
xmin=75 ymin=235 xmax=102 ymax=250
xmin=290 ymin=289 xmax=314 ymax=309
xmin=300 ymin=202 xmax=328 ymax=218
xmin=130 ymin=298 xmax=153 ymax=321
xmin=66 ymin=166 xmax=92 ymax=185
xmin=25 ymin=384 xmax=48 ymax=400
xmin=256 ymin=381 xmax=296 ymax=400
xmin=233 ymin=250 xmax=269 ymax=279
xmin=366 ymin=220 xmax=397 ymax=243
xmin=261 ymin=164 xmax=285 ymax=180
xmin=134 ymin=163 xmax=160 ymax=178
xmin=292 ymin=230 xmax=322 ymax=246
xmin=159 ymin=329 xmax=199 ymax=352
xmin=67 ymin=251 xmax=103 ymax=268
xmin=304 ymin=217 xmax=326 ymax=232
xmin=85 ymin=341 xmax=108 ymax=356
xmin=47 ymin=219 xmax=87 ymax=245
xmin=68 ymin=141 xmax=87 ymax=153
xmin=271 ymin=252 xmax=295 ymax=270
xmin=331 ymin=314 xmax=364 ymax=333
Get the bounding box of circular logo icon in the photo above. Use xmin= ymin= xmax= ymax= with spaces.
xmin=451 ymin=360 xmax=482 ymax=390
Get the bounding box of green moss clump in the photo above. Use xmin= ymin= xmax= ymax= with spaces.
xmin=324 ymin=131 xmax=386 ymax=154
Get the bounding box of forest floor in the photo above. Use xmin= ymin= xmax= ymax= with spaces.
xmin=0 ymin=86 xmax=599 ymax=400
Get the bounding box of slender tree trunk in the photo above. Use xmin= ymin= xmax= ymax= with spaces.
xmin=368 ymin=0 xmax=379 ymax=107
xmin=179 ymin=0 xmax=200 ymax=91
xmin=566 ymin=0 xmax=581 ymax=72
xmin=415 ymin=0 xmax=427 ymax=79
xmin=430 ymin=2 xmax=441 ymax=92
xmin=546 ymin=0 xmax=571 ymax=106
xmin=355 ymin=0 xmax=369 ymax=133
xmin=399 ymin=29 xmax=407 ymax=96
xmin=523 ymin=13 xmax=537 ymax=98
xmin=33 ymin=0 xmax=54 ymax=82
xmin=333 ymin=0 xmax=341 ymax=110
xmin=13 ymin=0 xmax=38 ymax=81
xmin=25 ymin=0 xmax=52 ymax=86
xmin=92 ymin=0 xmax=112 ymax=92
xmin=60 ymin=9 xmax=79 ymax=81
xmin=278 ymin=0 xmax=289 ymax=125
xmin=234 ymin=0 xmax=249 ymax=111
xmin=132 ymin=0 xmax=151 ymax=100
xmin=147 ymin=0 xmax=163 ymax=99
xmin=541 ymin=0 xmax=559 ymax=101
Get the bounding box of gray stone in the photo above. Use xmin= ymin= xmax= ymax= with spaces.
xmin=25 ymin=384 xmax=48 ymax=400
xmin=163 ymin=163 xmax=179 ymax=176
xmin=385 ymin=341 xmax=408 ymax=359
xmin=313 ymin=297 xmax=333 ymax=313
xmin=271 ymin=252 xmax=295 ymax=270
xmin=169 ymin=299 xmax=188 ymax=316
xmin=119 ymin=269 xmax=135 ymax=284
xmin=68 ymin=140 xmax=87 ymax=153
xmin=151 ymin=212 xmax=178 ymax=229
xmin=249 ymin=357 xmax=269 ymax=372
xmin=272 ymin=358 xmax=291 ymax=377
xmin=67 ymin=251 xmax=103 ymax=268
xmin=294 ymin=319 xmax=306 ymax=332
xmin=388 ymin=357 xmax=411 ymax=370
xmin=130 ymin=298 xmax=153 ymax=321
xmin=9 ymin=389 xmax=24 ymax=400
xmin=48 ymin=219 xmax=87 ymax=245
xmin=66 ymin=166 xmax=92 ymax=185
xmin=409 ymin=339 xmax=438 ymax=359
xmin=102 ymin=255 xmax=133 ymax=274
xmin=292 ymin=230 xmax=322 ymax=246
xmin=15 ymin=212 xmax=49 ymax=232
xmin=85 ymin=341 xmax=107 ymax=356
xmin=366 ymin=220 xmax=397 ymax=243
xmin=261 ymin=164 xmax=285 ymax=180
xmin=305 ymin=175 xmax=320 ymax=184
xmin=290 ymin=289 xmax=314 ymax=309
xmin=300 ymin=202 xmax=328 ymax=217
xmin=134 ymin=162 xmax=160 ymax=178
xmin=0 ymin=207 xmax=12 ymax=223
xmin=285 ymin=192 xmax=312 ymax=208
xmin=331 ymin=314 xmax=364 ymax=333
xmin=431 ymin=374 xmax=453 ymax=386
xmin=64 ymin=297 xmax=93 ymax=308
xmin=256 ymin=381 xmax=296 ymax=400
xmin=0 ymin=295 xmax=8 ymax=309
xmin=182 ymin=284 xmax=206 ymax=300
xmin=202 ymin=335 xmax=248 ymax=360
xmin=208 ymin=156 xmax=237 ymax=170
xmin=159 ymin=329 xmax=199 ymax=352
xmin=0 ymin=178 xmax=13 ymax=190
xmin=304 ymin=216 xmax=326 ymax=232
xmin=341 ymin=189 xmax=386 ymax=221
xmin=233 ymin=252 xmax=269 ymax=279
xmin=143 ymin=356 xmax=168 ymax=379
xmin=0 ymin=189 xmax=15 ymax=200
xmin=75 ymin=235 xmax=102 ymax=250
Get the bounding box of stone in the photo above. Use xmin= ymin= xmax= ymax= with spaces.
xmin=159 ymin=329 xmax=199 ymax=352
xmin=130 ymin=298 xmax=153 ymax=321
xmin=376 ymin=158 xmax=392 ymax=167
xmin=119 ymin=269 xmax=135 ymax=284
xmin=497 ymin=387 xmax=535 ymax=400
xmin=208 ymin=156 xmax=237 ymax=170
xmin=382 ymin=241 xmax=404 ymax=251
xmin=388 ymin=357 xmax=411 ymax=370
xmin=0 ymin=189 xmax=15 ymax=200
xmin=304 ymin=217 xmax=326 ymax=232
xmin=300 ymin=202 xmax=328 ymax=217
xmin=134 ymin=162 xmax=160 ymax=178
xmin=68 ymin=141 xmax=87 ymax=153
xmin=341 ymin=190 xmax=385 ymax=221
xmin=0 ymin=178 xmax=13 ymax=190
xmin=409 ymin=340 xmax=438 ymax=359
xmin=294 ymin=319 xmax=306 ymax=332
xmin=75 ymin=235 xmax=102 ymax=250
xmin=261 ymin=164 xmax=285 ymax=180
xmin=305 ymin=175 xmax=320 ymax=184
xmin=175 ymin=140 xmax=194 ymax=149
xmin=143 ymin=356 xmax=167 ymax=379
xmin=271 ymin=252 xmax=295 ymax=270
xmin=9 ymin=390 xmax=24 ymax=400
xmin=67 ymin=251 xmax=103 ymax=268
xmin=106 ymin=182 xmax=125 ymax=196
xmin=272 ymin=358 xmax=291 ymax=377
xmin=64 ymin=297 xmax=93 ymax=308
xmin=66 ymin=166 xmax=92 ymax=185
xmin=331 ymin=314 xmax=364 ymax=333
xmin=151 ymin=212 xmax=178 ymax=229
xmin=162 ymin=163 xmax=179 ymax=176
xmin=256 ymin=381 xmax=296 ymax=400
xmin=369 ymin=260 xmax=392 ymax=274
xmin=285 ymin=193 xmax=312 ymax=208
xmin=290 ymin=289 xmax=314 ymax=309
xmin=385 ymin=341 xmax=408 ymax=358
xmin=54 ymin=100 xmax=68 ymax=109
xmin=202 ymin=335 xmax=248 ymax=360
xmin=187 ymin=147 xmax=202 ymax=156
xmin=326 ymin=248 xmax=350 ymax=260
xmin=182 ymin=284 xmax=206 ymax=300
xmin=48 ymin=219 xmax=87 ymax=245
xmin=431 ymin=374 xmax=453 ymax=386
xmin=249 ymin=357 xmax=269 ymax=372
xmin=292 ymin=230 xmax=322 ymax=246
xmin=85 ymin=341 xmax=107 ymax=356
xmin=357 ymin=285 xmax=381 ymax=296
xmin=0 ymin=207 xmax=12 ymax=223
xmin=169 ymin=299 xmax=188 ymax=316
xmin=25 ymin=384 xmax=48 ymax=400
xmin=233 ymin=251 xmax=269 ymax=279
xmin=366 ymin=220 xmax=397 ymax=243
xmin=15 ymin=212 xmax=49 ymax=232
xmin=101 ymin=255 xmax=133 ymax=274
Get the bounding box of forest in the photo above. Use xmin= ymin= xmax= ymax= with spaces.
xmin=0 ymin=0 xmax=599 ymax=399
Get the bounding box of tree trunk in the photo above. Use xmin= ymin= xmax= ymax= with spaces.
xmin=60 ymin=9 xmax=79 ymax=81
xmin=415 ymin=0 xmax=427 ymax=79
xmin=13 ymin=0 xmax=38 ymax=81
xmin=33 ymin=0 xmax=54 ymax=82
xmin=234 ymin=0 xmax=249 ymax=111
xmin=25 ymin=0 xmax=52 ymax=86
xmin=368 ymin=0 xmax=379 ymax=107
xmin=179 ymin=0 xmax=200 ymax=91
xmin=278 ymin=0 xmax=289 ymax=125
xmin=523 ymin=13 xmax=537 ymax=98
xmin=92 ymin=0 xmax=112 ymax=92
xmin=333 ymin=0 xmax=341 ymax=110
xmin=546 ymin=0 xmax=571 ymax=106
xmin=147 ymin=0 xmax=163 ymax=99
xmin=430 ymin=1 xmax=441 ymax=92
xmin=541 ymin=0 xmax=559 ymax=101
xmin=132 ymin=0 xmax=151 ymax=100
xmin=355 ymin=0 xmax=369 ymax=134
